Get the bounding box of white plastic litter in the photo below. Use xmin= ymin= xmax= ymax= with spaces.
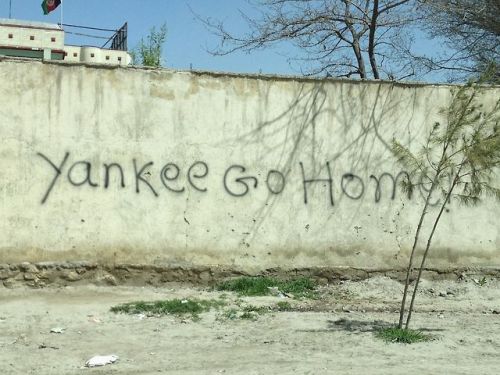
xmin=50 ymin=327 xmax=65 ymax=334
xmin=85 ymin=354 xmax=119 ymax=368
xmin=136 ymin=313 xmax=146 ymax=320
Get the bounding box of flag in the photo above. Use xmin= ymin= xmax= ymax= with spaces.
xmin=41 ymin=0 xmax=61 ymax=15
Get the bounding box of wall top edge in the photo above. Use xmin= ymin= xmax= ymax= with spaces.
xmin=1 ymin=55 xmax=498 ymax=90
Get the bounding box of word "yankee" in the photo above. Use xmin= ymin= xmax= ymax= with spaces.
xmin=36 ymin=152 xmax=412 ymax=205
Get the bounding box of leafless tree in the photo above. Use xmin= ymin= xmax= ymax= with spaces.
xmin=417 ymin=0 xmax=500 ymax=79
xmin=198 ymin=1 xmax=422 ymax=80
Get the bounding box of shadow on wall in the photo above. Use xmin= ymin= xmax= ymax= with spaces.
xmin=224 ymin=79 xmax=431 ymax=241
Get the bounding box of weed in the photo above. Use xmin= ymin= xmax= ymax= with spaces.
xmin=240 ymin=311 xmax=257 ymax=320
xmin=222 ymin=308 xmax=238 ymax=320
xmin=216 ymin=277 xmax=275 ymax=296
xmin=275 ymin=301 xmax=293 ymax=311
xmin=110 ymin=299 xmax=224 ymax=318
xmin=242 ymin=305 xmax=269 ymax=314
xmin=279 ymin=278 xmax=316 ymax=298
xmin=216 ymin=277 xmax=317 ymax=298
xmin=375 ymin=327 xmax=433 ymax=344
xmin=478 ymin=277 xmax=487 ymax=287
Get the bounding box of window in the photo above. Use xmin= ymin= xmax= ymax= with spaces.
xmin=73 ymin=52 xmax=78 ymax=57
xmin=51 ymin=37 xmax=56 ymax=42
xmin=117 ymin=57 xmax=122 ymax=62
xmin=8 ymin=33 xmax=13 ymax=39
xmin=30 ymin=36 xmax=35 ymax=41
xmin=105 ymin=56 xmax=110 ymax=61
xmin=90 ymin=53 xmax=95 ymax=58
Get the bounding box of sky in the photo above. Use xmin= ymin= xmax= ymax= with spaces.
xmin=1 ymin=0 xmax=446 ymax=80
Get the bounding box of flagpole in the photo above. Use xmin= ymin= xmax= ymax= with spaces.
xmin=9 ymin=0 xmax=12 ymax=18
xmin=60 ymin=0 xmax=64 ymax=29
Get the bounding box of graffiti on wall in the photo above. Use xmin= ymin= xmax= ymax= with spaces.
xmin=36 ymin=152 xmax=418 ymax=205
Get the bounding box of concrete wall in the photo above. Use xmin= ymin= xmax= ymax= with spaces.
xmin=0 ymin=58 xmax=498 ymax=271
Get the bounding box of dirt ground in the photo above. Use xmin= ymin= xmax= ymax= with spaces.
xmin=1 ymin=276 xmax=499 ymax=374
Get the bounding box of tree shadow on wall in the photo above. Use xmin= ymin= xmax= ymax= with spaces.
xmin=222 ymin=78 xmax=441 ymax=243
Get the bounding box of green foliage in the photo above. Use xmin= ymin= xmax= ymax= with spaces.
xmin=393 ymin=70 xmax=500 ymax=207
xmin=242 ymin=305 xmax=269 ymax=314
xmin=275 ymin=301 xmax=293 ymax=311
xmin=215 ymin=277 xmax=317 ymax=298
xmin=222 ymin=308 xmax=239 ymax=320
xmin=240 ymin=311 xmax=257 ymax=320
xmin=110 ymin=298 xmax=224 ymax=318
xmin=131 ymin=23 xmax=167 ymax=67
xmin=393 ymin=68 xmax=500 ymax=329
xmin=375 ymin=327 xmax=433 ymax=344
xmin=216 ymin=277 xmax=274 ymax=296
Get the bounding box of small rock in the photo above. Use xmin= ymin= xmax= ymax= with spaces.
xmin=35 ymin=262 xmax=57 ymax=270
xmin=317 ymin=278 xmax=329 ymax=285
xmin=0 ymin=270 xmax=16 ymax=280
xmin=95 ymin=274 xmax=117 ymax=286
xmin=61 ymin=271 xmax=81 ymax=282
xmin=492 ymin=310 xmax=499 ymax=315
xmin=24 ymin=273 xmax=37 ymax=281
xmin=3 ymin=280 xmax=15 ymax=289
xmin=439 ymin=291 xmax=447 ymax=297
xmin=199 ymin=271 xmax=211 ymax=282
xmin=19 ymin=262 xmax=38 ymax=273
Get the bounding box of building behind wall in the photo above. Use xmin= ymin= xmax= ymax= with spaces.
xmin=0 ymin=18 xmax=131 ymax=65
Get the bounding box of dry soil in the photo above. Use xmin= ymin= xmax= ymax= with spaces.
xmin=1 ymin=276 xmax=499 ymax=374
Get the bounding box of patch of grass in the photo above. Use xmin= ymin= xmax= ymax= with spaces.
xmin=375 ymin=327 xmax=433 ymax=344
xmin=217 ymin=302 xmax=297 ymax=322
xmin=242 ymin=305 xmax=270 ymax=314
xmin=280 ymin=278 xmax=316 ymax=298
xmin=216 ymin=277 xmax=276 ymax=296
xmin=275 ymin=301 xmax=293 ymax=311
xmin=240 ymin=311 xmax=257 ymax=320
xmin=216 ymin=277 xmax=317 ymax=298
xmin=222 ymin=308 xmax=238 ymax=320
xmin=110 ymin=299 xmax=224 ymax=318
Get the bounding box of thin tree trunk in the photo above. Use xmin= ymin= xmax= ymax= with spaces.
xmin=368 ymin=0 xmax=380 ymax=79
xmin=397 ymin=179 xmax=435 ymax=328
xmin=405 ymin=172 xmax=461 ymax=329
